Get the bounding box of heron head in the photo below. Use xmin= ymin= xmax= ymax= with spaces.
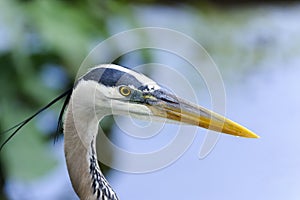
xmin=78 ymin=64 xmax=258 ymax=138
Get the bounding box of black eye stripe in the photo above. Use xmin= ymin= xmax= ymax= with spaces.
xmin=83 ymin=67 xmax=143 ymax=88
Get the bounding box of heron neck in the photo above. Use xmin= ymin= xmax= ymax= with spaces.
xmin=63 ymin=99 xmax=118 ymax=200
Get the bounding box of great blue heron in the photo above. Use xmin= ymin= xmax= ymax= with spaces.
xmin=1 ymin=64 xmax=258 ymax=200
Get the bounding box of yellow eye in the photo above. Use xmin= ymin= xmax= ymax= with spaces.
xmin=119 ymin=86 xmax=131 ymax=96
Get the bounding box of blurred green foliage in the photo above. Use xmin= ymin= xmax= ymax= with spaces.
xmin=0 ymin=0 xmax=138 ymax=198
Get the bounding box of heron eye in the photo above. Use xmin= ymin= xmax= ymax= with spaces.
xmin=119 ymin=86 xmax=131 ymax=96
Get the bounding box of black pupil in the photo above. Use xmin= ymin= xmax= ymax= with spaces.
xmin=122 ymin=88 xmax=130 ymax=95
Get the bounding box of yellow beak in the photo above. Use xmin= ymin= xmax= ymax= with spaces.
xmin=146 ymin=93 xmax=259 ymax=138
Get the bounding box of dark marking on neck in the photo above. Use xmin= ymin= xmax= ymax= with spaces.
xmin=89 ymin=140 xmax=119 ymax=200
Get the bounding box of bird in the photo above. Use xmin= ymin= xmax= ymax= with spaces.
xmin=63 ymin=64 xmax=258 ymax=199
xmin=1 ymin=64 xmax=259 ymax=200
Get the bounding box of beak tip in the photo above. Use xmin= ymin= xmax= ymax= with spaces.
xmin=243 ymin=131 xmax=260 ymax=139
xmin=251 ymin=133 xmax=260 ymax=139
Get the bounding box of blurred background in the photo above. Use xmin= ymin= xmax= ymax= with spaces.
xmin=0 ymin=0 xmax=300 ymax=200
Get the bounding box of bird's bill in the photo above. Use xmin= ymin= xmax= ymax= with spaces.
xmin=146 ymin=94 xmax=259 ymax=138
